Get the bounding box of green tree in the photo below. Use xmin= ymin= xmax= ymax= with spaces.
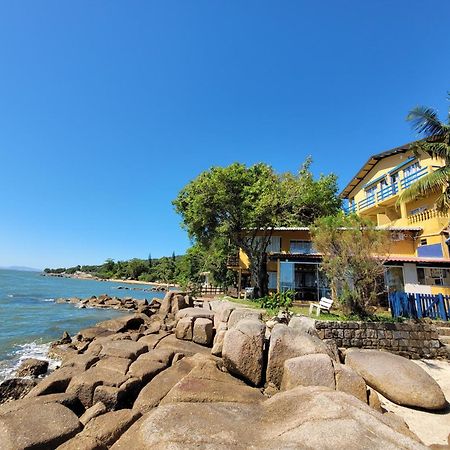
xmin=399 ymin=95 xmax=450 ymax=211
xmin=174 ymin=161 xmax=340 ymax=297
xmin=311 ymin=213 xmax=390 ymax=318
xmin=126 ymin=258 xmax=148 ymax=279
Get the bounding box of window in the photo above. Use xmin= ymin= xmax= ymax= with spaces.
xmin=403 ymin=162 xmax=420 ymax=178
xmin=366 ymin=185 xmax=377 ymax=199
xmin=417 ymin=267 xmax=450 ymax=287
xmin=266 ymin=236 xmax=281 ymax=253
xmin=290 ymin=240 xmax=315 ymax=254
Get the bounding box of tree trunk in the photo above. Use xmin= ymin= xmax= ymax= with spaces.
xmin=250 ymin=254 xmax=268 ymax=298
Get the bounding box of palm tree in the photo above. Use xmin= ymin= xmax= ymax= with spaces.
xmin=399 ymin=94 xmax=450 ymax=212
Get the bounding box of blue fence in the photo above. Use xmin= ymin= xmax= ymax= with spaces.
xmin=389 ymin=292 xmax=449 ymax=321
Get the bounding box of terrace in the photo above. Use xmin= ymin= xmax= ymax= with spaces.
xmin=343 ymin=165 xmax=433 ymax=214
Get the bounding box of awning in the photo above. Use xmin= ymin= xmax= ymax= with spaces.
xmin=385 ymin=255 xmax=450 ymax=266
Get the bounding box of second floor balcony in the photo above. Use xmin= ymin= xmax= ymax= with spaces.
xmin=344 ymin=165 xmax=432 ymax=214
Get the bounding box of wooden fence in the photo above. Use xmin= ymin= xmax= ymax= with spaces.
xmin=389 ymin=291 xmax=449 ymax=321
xmin=194 ymin=285 xmax=226 ymax=296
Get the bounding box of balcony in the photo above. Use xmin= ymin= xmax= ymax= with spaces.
xmin=408 ymin=208 xmax=449 ymax=225
xmin=343 ymin=166 xmax=431 ymax=214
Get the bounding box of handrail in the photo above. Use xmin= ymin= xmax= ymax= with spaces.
xmin=401 ymin=166 xmax=428 ymax=189
xmin=347 ymin=166 xmax=431 ymax=213
xmin=408 ymin=208 xmax=449 ymax=224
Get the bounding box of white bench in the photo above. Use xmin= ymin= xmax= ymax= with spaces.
xmin=309 ymin=297 xmax=334 ymax=316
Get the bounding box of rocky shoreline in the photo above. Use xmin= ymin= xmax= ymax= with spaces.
xmin=0 ymin=292 xmax=448 ymax=449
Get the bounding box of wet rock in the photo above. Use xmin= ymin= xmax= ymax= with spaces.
xmin=16 ymin=358 xmax=49 ymax=378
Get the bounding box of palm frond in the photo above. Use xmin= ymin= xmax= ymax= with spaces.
xmin=398 ymin=167 xmax=450 ymax=204
xmin=409 ymin=140 xmax=450 ymax=161
xmin=407 ymin=106 xmax=448 ymax=137
xmin=435 ymin=188 xmax=450 ymax=213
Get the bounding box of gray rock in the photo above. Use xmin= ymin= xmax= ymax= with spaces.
xmin=334 ymin=363 xmax=367 ymax=403
xmin=281 ymin=354 xmax=336 ymax=391
xmin=222 ymin=319 xmax=265 ymax=386
xmin=0 ymin=378 xmax=37 ymax=404
xmin=100 ymin=340 xmax=148 ymax=360
xmin=26 ymin=366 xmax=78 ymax=397
xmin=227 ymin=309 xmax=262 ymax=329
xmin=80 ymin=401 xmax=107 ymax=426
xmin=111 ymin=386 xmax=426 ymax=450
xmin=345 ymin=349 xmax=447 ymax=410
xmin=0 ymin=402 xmax=81 ymax=450
xmin=175 ymin=307 xmax=215 ymax=321
xmin=192 ymin=318 xmax=214 ymax=346
xmin=267 ymin=324 xmax=336 ymax=387
xmin=175 ymin=317 xmax=193 ymax=340
xmin=288 ymin=315 xmax=318 ymax=336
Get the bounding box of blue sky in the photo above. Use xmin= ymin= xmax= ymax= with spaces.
xmin=0 ymin=1 xmax=449 ymax=269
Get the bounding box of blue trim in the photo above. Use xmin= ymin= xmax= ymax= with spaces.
xmin=388 ymin=157 xmax=416 ymax=175
xmin=363 ymin=173 xmax=386 ymax=189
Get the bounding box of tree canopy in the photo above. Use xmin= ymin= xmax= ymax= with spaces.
xmin=311 ymin=213 xmax=390 ymax=318
xmin=174 ymin=159 xmax=341 ymax=296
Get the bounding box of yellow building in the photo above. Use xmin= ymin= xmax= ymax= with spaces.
xmin=340 ymin=141 xmax=450 ymax=295
xmin=229 ymin=141 xmax=450 ymax=299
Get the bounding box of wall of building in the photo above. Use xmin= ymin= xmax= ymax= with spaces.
xmin=315 ymin=320 xmax=449 ymax=359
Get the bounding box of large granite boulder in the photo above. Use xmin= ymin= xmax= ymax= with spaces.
xmin=72 ymin=409 xmax=140 ymax=448
xmin=175 ymin=307 xmax=215 ymax=322
xmin=288 ymin=315 xmax=318 ymax=336
xmin=16 ymin=358 xmax=49 ymax=378
xmin=345 ymin=349 xmax=447 ymax=410
xmin=100 ymin=340 xmax=148 ymax=360
xmin=133 ymin=357 xmax=197 ymax=413
xmin=281 ymin=354 xmax=336 ymax=391
xmin=222 ymin=319 xmax=265 ymax=386
xmin=192 ymin=318 xmax=214 ymax=346
xmin=334 ymin=363 xmax=367 ymax=403
xmin=26 ymin=366 xmax=79 ymax=397
xmin=0 ymin=402 xmax=81 ymax=450
xmin=66 ymin=366 xmax=129 ymax=408
xmin=96 ymin=314 xmax=150 ymax=333
xmin=267 ymin=324 xmax=336 ymax=387
xmin=160 ymin=355 xmax=264 ymax=405
xmin=154 ymin=334 xmax=211 ymax=356
xmin=0 ymin=378 xmax=37 ymax=404
xmin=112 ymin=386 xmax=425 ymax=449
xmin=227 ymin=309 xmax=262 ymax=329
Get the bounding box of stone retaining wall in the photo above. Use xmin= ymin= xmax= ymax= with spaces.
xmin=314 ymin=320 xmax=449 ymax=359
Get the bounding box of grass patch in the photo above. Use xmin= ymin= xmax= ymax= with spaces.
xmin=220 ymin=295 xmax=396 ymax=322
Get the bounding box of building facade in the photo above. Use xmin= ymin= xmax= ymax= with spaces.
xmin=341 ymin=141 xmax=450 ymax=295
xmin=229 ymin=141 xmax=450 ymax=299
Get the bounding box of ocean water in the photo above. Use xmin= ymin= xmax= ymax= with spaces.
xmin=0 ymin=269 xmax=164 ymax=381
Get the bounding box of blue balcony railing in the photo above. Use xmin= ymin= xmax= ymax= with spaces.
xmin=401 ymin=167 xmax=428 ymax=189
xmin=376 ymin=182 xmax=399 ymax=202
xmin=358 ymin=195 xmax=376 ymax=210
xmin=343 ymin=166 xmax=431 ymax=214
